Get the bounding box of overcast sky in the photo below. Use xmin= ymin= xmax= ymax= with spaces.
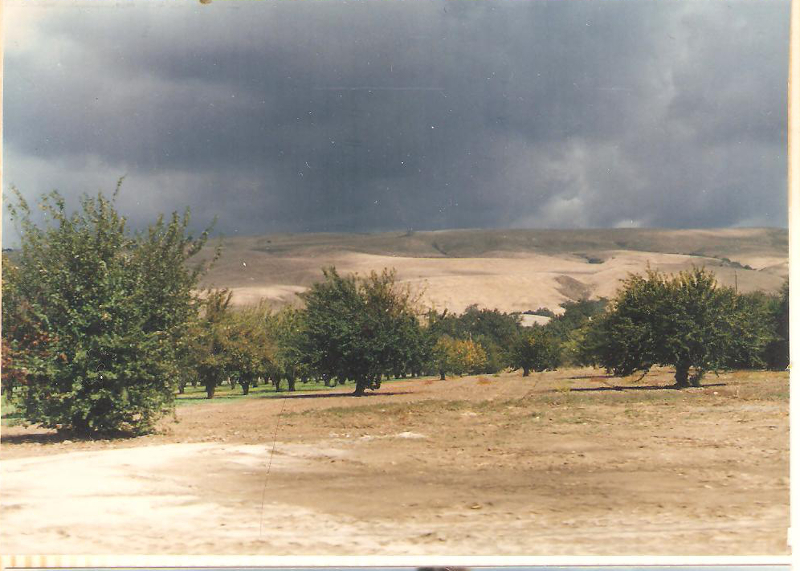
xmin=3 ymin=0 xmax=790 ymax=245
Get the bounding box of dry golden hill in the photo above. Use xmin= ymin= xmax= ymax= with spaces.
xmin=195 ymin=228 xmax=788 ymax=314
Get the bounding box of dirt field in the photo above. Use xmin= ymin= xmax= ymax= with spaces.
xmin=0 ymin=367 xmax=789 ymax=555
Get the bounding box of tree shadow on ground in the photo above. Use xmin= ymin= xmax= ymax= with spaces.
xmin=260 ymin=390 xmax=416 ymax=400
xmin=569 ymin=374 xmax=616 ymax=380
xmin=0 ymin=430 xmax=134 ymax=445
xmin=570 ymin=382 xmax=727 ymax=392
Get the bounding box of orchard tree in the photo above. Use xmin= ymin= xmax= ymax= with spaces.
xmin=223 ymin=302 xmax=276 ymax=395
xmin=725 ymin=290 xmax=780 ymax=370
xmin=544 ymin=299 xmax=607 ymax=341
xmin=762 ymin=279 xmax=789 ymax=370
xmin=266 ymin=306 xmax=308 ymax=392
xmin=432 ymin=335 xmax=488 ymax=379
xmin=396 ymin=313 xmax=433 ymax=378
xmin=297 ymin=267 xmax=424 ymax=395
xmin=1 ymin=257 xmax=53 ymax=400
xmin=588 ymin=267 xmax=773 ymax=387
xmin=297 ymin=268 xmax=361 ymax=391
xmin=538 ymin=298 xmax=608 ymax=367
xmin=457 ymin=338 xmax=489 ymax=375
xmin=584 ymin=273 xmax=662 ymax=377
xmin=2 ymin=184 xmax=212 ymax=434
xmin=561 ymin=321 xmax=600 ymax=368
xmin=455 ymin=306 xmax=522 ymax=373
xmin=432 ymin=336 xmax=455 ymax=380
xmin=190 ymin=289 xmax=234 ymax=399
xmin=427 ymin=306 xmax=522 ymax=373
xmin=510 ymin=326 xmax=561 ymax=376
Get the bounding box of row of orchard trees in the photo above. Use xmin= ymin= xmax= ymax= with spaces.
xmin=181 ymin=267 xmax=431 ymax=399
xmin=0 ymin=187 xmax=484 ymax=435
xmin=184 ymin=267 xmax=514 ymax=397
xmin=185 ymin=268 xmax=548 ymax=399
xmin=1 ymin=188 xmax=790 ymax=436
xmin=422 ymin=267 xmax=788 ymax=387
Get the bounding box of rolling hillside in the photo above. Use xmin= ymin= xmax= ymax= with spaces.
xmin=196 ymin=228 xmax=788 ymax=314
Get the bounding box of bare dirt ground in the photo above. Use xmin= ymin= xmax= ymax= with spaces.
xmin=0 ymin=367 xmax=789 ymax=555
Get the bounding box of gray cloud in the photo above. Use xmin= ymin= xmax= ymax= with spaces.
xmin=3 ymin=0 xmax=789 ymax=245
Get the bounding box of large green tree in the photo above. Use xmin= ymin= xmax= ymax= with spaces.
xmin=2 ymin=184 xmax=212 ymax=434
xmin=587 ymin=267 xmax=774 ymax=387
xmin=297 ymin=267 xmax=425 ymax=395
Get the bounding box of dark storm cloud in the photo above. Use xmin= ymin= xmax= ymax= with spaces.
xmin=3 ymin=0 xmax=789 ymax=244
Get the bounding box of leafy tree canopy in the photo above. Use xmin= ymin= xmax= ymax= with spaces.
xmin=297 ymin=267 xmax=425 ymax=395
xmin=427 ymin=305 xmax=522 ymax=373
xmin=586 ymin=267 xmax=774 ymax=387
xmin=760 ymin=280 xmax=789 ymax=370
xmin=2 ymin=184 xmax=212 ymax=434
xmin=510 ymin=326 xmax=561 ymax=376
xmin=432 ymin=335 xmax=488 ymax=380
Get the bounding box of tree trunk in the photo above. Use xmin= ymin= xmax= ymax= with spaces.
xmin=440 ymin=370 xmax=446 ymax=380
xmin=523 ymin=368 xmax=530 ymax=377
xmin=675 ymin=363 xmax=690 ymax=388
xmin=287 ymin=376 xmax=296 ymax=392
xmin=178 ymin=383 xmax=185 ymax=394
xmin=241 ymin=381 xmax=250 ymax=395
xmin=354 ymin=378 xmax=367 ymax=396
xmin=206 ymin=383 xmax=216 ymax=399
